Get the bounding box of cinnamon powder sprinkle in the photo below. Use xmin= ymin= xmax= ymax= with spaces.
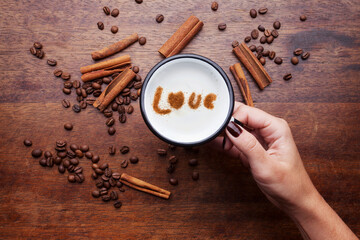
xmin=152 ymin=86 xmax=171 ymax=115
xmin=167 ymin=91 xmax=185 ymax=109
xmin=188 ymin=92 xmax=202 ymax=109
xmin=204 ymin=93 xmax=217 ymax=109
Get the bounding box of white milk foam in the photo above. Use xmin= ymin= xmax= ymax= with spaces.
xmin=144 ymin=57 xmax=231 ymax=144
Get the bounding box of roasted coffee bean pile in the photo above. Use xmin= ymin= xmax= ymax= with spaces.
xmin=29 ymin=42 xmax=45 ymax=59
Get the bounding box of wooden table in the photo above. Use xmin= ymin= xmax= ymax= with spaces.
xmin=0 ymin=0 xmax=359 ymax=239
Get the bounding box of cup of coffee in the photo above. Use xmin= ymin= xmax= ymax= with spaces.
xmin=140 ymin=54 xmax=234 ymax=146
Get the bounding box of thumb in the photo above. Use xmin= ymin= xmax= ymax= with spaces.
xmin=226 ymin=121 xmax=268 ymax=168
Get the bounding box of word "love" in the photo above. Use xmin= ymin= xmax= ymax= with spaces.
xmin=152 ymin=86 xmax=217 ymax=115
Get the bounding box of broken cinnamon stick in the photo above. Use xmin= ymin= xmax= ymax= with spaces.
xmin=159 ymin=16 xmax=203 ymax=58
xmin=120 ymin=173 xmax=171 ymax=199
xmin=91 ymin=33 xmax=139 ymax=60
xmin=81 ymin=67 xmax=129 ymax=82
xmin=233 ymin=43 xmax=272 ymax=90
xmin=93 ymin=68 xmax=136 ymax=111
xmin=80 ymin=55 xmax=131 ymax=74
xmin=230 ymin=63 xmax=254 ymax=107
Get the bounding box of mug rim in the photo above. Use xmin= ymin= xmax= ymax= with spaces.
xmin=140 ymin=54 xmax=234 ymax=147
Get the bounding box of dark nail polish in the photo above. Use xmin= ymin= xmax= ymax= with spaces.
xmin=234 ymin=118 xmax=254 ymax=132
xmin=227 ymin=121 xmax=242 ymax=137
xmin=222 ymin=136 xmax=226 ymax=149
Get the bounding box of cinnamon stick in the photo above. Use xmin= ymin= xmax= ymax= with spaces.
xmin=81 ymin=67 xmax=129 ymax=82
xmin=80 ymin=55 xmax=131 ymax=74
xmin=93 ymin=68 xmax=136 ymax=111
xmin=91 ymin=33 xmax=139 ymax=60
xmin=120 ymin=173 xmax=171 ymax=199
xmin=159 ymin=16 xmax=203 ymax=58
xmin=233 ymin=43 xmax=272 ymax=90
xmin=230 ymin=63 xmax=254 ymax=107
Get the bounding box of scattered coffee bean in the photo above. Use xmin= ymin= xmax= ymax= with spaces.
xmin=92 ymin=190 xmax=100 ymax=198
xmin=274 ymin=57 xmax=283 ymax=65
xmin=30 ymin=47 xmax=37 ymax=55
xmin=108 ymin=127 xmax=116 ymax=135
xmin=46 ymin=157 xmax=54 ymax=167
xmin=69 ymin=144 xmax=78 ymax=152
xmin=110 ymin=191 xmax=118 ymax=200
xmin=127 ymin=105 xmax=134 ymax=114
xmin=70 ymin=158 xmax=79 ymax=166
xmin=32 ymin=149 xmax=43 ymax=158
xmin=139 ymin=37 xmax=146 ymax=45
xmin=264 ymin=29 xmax=271 ymax=37
xmin=157 ymin=149 xmax=167 ymax=156
xmin=250 ymin=9 xmax=257 ymax=18
xmin=244 ymin=36 xmax=251 ymax=43
xmin=63 ymin=159 xmax=70 ymax=168
xmin=64 ymin=81 xmax=73 ymax=89
xmin=85 ymin=152 xmax=93 ymax=159
xmin=104 ymin=168 xmax=112 ymax=178
xmin=130 ymin=156 xmax=139 ymax=164
xmin=251 ymin=29 xmax=259 ymax=39
xmin=283 ymin=73 xmax=292 ymax=81
xmin=97 ymin=21 xmax=104 ymax=30
xmin=294 ymin=48 xmax=303 ymax=56
xmin=68 ymin=174 xmax=76 ymax=183
xmin=116 ymin=181 xmax=123 ymax=188
xmin=120 ymin=146 xmax=130 ymax=154
xmin=47 ymin=59 xmax=57 ymax=66
xmin=61 ymin=72 xmax=71 ymax=80
xmin=258 ymin=25 xmax=265 ymax=32
xmin=169 ymin=178 xmax=178 ymax=186
xmin=79 ymin=101 xmax=87 ymax=109
xmin=156 ymin=14 xmax=164 ymax=23
xmin=54 ymin=69 xmax=63 ymax=77
xmin=301 ymin=52 xmax=310 ymax=60
xmin=249 ymin=45 xmax=256 ymax=51
xmin=135 ymin=74 xmax=142 ymax=82
xmin=64 ymin=123 xmax=73 ymax=131
xmin=72 ymin=104 xmax=81 ymax=113
xmin=262 ymin=50 xmax=269 ymax=57
xmin=58 ymin=164 xmax=65 ymax=173
xmin=267 ymin=36 xmax=274 ymax=44
xmin=62 ymin=88 xmax=71 ymax=95
xmin=232 ymin=40 xmax=239 ymax=48
xmin=54 ymin=157 xmax=62 ymax=165
xmin=134 ymin=82 xmax=142 ymax=90
xmin=167 ymin=163 xmax=176 ymax=174
xmin=92 ymin=155 xmax=100 ymax=163
xmin=269 ymin=51 xmax=276 ymax=60
xmin=109 ymin=146 xmax=116 ymax=155
xmin=75 ymin=150 xmax=84 ymax=158
xmin=218 ymin=23 xmax=226 ymax=31
xmin=35 ymin=49 xmax=44 ymax=59
xmin=111 ymin=26 xmax=118 ymax=34
xmin=33 ymin=42 xmax=42 ymax=49
xmin=257 ymin=52 xmax=263 ymax=60
xmin=300 ymin=15 xmax=307 ymax=21
xmin=111 ymin=8 xmax=119 ymax=17
xmin=39 ymin=158 xmax=47 ymax=167
xmin=103 ymin=6 xmax=110 ymax=15
xmin=256 ymin=46 xmax=264 ymax=53
xmin=114 ymin=201 xmax=122 ymax=208
xmin=103 ymin=110 xmax=113 ymax=117
xmin=291 ymin=56 xmax=299 ymax=65
xmin=24 ymin=139 xmax=32 ymax=147
xmin=103 ymin=77 xmax=112 ymax=84
xmin=102 ymin=195 xmax=111 ymax=202
xmin=132 ymin=66 xmax=140 ymax=74
xmin=258 ymin=7 xmax=268 ymax=14
xmin=260 ymin=36 xmax=266 ymax=44
xmin=169 ymin=156 xmax=177 ymax=164
xmin=259 ymin=57 xmax=266 ymax=65
xmin=121 ymin=159 xmax=128 ymax=168
xmin=44 ymin=151 xmax=52 ymax=158
xmin=211 ymin=2 xmax=218 ymax=11
xmin=273 ymin=21 xmax=281 ymax=29
xmin=271 ymin=30 xmax=279 ymax=38
xmin=119 ymin=114 xmax=127 ymax=123
xmin=192 ymin=171 xmax=199 ymax=181
xmin=188 ymin=158 xmax=198 ymax=166
xmin=135 ymin=0 xmax=143 ymax=3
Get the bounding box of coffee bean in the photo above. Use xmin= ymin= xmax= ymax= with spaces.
xmin=44 ymin=151 xmax=52 ymax=158
xmin=232 ymin=40 xmax=239 ymax=48
xmin=110 ymin=191 xmax=118 ymax=200
xmin=30 ymin=47 xmax=37 ymax=55
xmin=169 ymin=155 xmax=177 ymax=164
xmin=167 ymin=163 xmax=176 ymax=174
xmin=35 ymin=49 xmax=44 ymax=59
xmin=274 ymin=57 xmax=283 ymax=65
xmin=103 ymin=109 xmax=113 ymax=118
xmin=294 ymin=48 xmax=303 ymax=56
xmin=301 ymin=52 xmax=310 ymax=60
xmin=58 ymin=164 xmax=65 ymax=173
xmin=47 ymin=157 xmax=54 ymax=167
xmin=39 ymin=158 xmax=47 ymax=167
xmin=257 ymin=52 xmax=263 ymax=60
xmin=108 ymin=127 xmax=116 ymax=135
xmin=93 ymin=90 xmax=101 ymax=97
xmin=135 ymin=74 xmax=142 ymax=82
xmin=157 ymin=149 xmax=167 ymax=156
xmin=109 ymin=146 xmax=116 ymax=155
xmin=139 ymin=37 xmax=146 ymax=45
xmin=116 ymin=181 xmax=123 ymax=188
xmin=67 ymin=150 xmax=76 ymax=159
xmin=69 ymin=144 xmax=78 ymax=152
xmin=273 ymin=21 xmax=281 ymax=29
xmin=250 ymin=9 xmax=257 ymax=18
xmin=54 ymin=69 xmax=63 ymax=77
xmin=63 ymin=159 xmax=70 ymax=168
xmin=218 ymin=23 xmax=226 ymax=31
xmin=271 ymin=30 xmax=279 ymax=38
xmin=283 ymin=73 xmax=292 ymax=81
xmin=244 ymin=36 xmax=251 ymax=43
xmin=192 ymin=171 xmax=199 ymax=181
xmin=54 ymin=157 xmax=62 ymax=165
xmin=127 ymin=105 xmax=134 ymax=114
xmin=169 ymin=178 xmax=178 ymax=186
xmin=120 ymin=146 xmax=130 ymax=154
xmin=260 ymin=36 xmax=266 ymax=44
xmin=262 ymin=50 xmax=270 ymax=57
xmin=68 ymin=174 xmax=76 ymax=183
xmin=135 ymin=0 xmax=143 ymax=3
xmin=258 ymin=25 xmax=265 ymax=32
xmin=24 ymin=139 xmax=32 ymax=147
xmin=130 ymin=91 xmax=138 ymax=101
xmin=102 ymin=195 xmax=111 ymax=202
xmin=98 ymin=163 xmax=107 ymax=171
xmin=251 ymin=29 xmax=259 ymax=39
xmin=103 ymin=77 xmax=111 ymax=84
xmin=121 ymin=159 xmax=128 ymax=168
xmin=105 ymin=117 xmax=115 ymax=127
xmin=64 ymin=123 xmax=73 ymax=131
xmin=103 ymin=6 xmax=110 ymax=15
xmin=112 ymin=73 xmax=120 ymax=79
xmin=111 ymin=102 xmax=118 ymax=111
xmin=119 ymin=114 xmax=126 ymax=123
xmin=92 ymin=155 xmax=100 ymax=163
xmin=105 ymin=168 xmax=112 ymax=178
xmin=61 ymin=72 xmax=71 ymax=80
xmin=91 ymin=172 xmax=98 ymax=179
xmin=300 ymin=15 xmax=307 ymax=21
xmin=57 ymin=152 xmax=67 ymax=159
xmin=61 ymin=99 xmax=70 ymax=108
xmin=269 ymin=51 xmax=276 ymax=60
xmin=76 ymin=88 xmax=82 ymax=96
xmin=74 ymin=166 xmax=83 ymax=174
xmin=134 ymin=82 xmax=142 ymax=89
xmin=264 ymin=30 xmax=271 ymax=37
xmin=211 ymin=2 xmax=218 ymax=11
xmin=97 ymin=21 xmax=104 ymax=30
xmin=72 ymin=104 xmax=81 ymax=113
xmin=32 ymin=149 xmax=42 ymax=158
xmin=62 ymin=88 xmax=71 ymax=95
xmin=258 ymin=7 xmax=268 ymax=14
xmin=259 ymin=57 xmax=266 ymax=65
xmin=47 ymin=59 xmax=57 ymax=66
xmin=111 ymin=8 xmax=119 ymax=17
xmin=291 ymin=56 xmax=299 ymax=65
xmin=111 ymin=26 xmax=118 ymax=34
xmin=92 ymin=190 xmax=100 ymax=198
xmin=266 ymin=36 xmax=274 ymax=44
xmin=70 ymin=158 xmax=79 ymax=166
xmin=85 ymin=151 xmax=93 ymax=159
xmin=75 ymin=149 xmax=83 ymax=158
xmin=34 ymin=42 xmax=42 ymax=49
xmin=188 ymin=159 xmax=198 ymax=166
xmin=79 ymin=101 xmax=87 ymax=109
xmin=130 ymin=156 xmax=139 ymax=164
xmin=156 ymin=14 xmax=164 ymax=23
xmin=92 ymin=82 xmax=101 ymax=90
xmin=81 ymin=88 xmax=88 ymax=98
xmin=249 ymin=45 xmax=256 ymax=52
xmin=256 ymin=46 xmax=264 ymax=53
xmin=114 ymin=201 xmax=122 ymax=208
xmin=95 ymin=180 xmax=103 ymax=188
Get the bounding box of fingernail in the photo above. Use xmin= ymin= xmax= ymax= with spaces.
xmin=233 ymin=118 xmax=254 ymax=132
xmin=222 ymin=136 xmax=226 ymax=149
xmin=227 ymin=121 xmax=243 ymax=137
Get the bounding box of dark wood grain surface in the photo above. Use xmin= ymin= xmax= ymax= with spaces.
xmin=0 ymin=0 xmax=359 ymax=239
